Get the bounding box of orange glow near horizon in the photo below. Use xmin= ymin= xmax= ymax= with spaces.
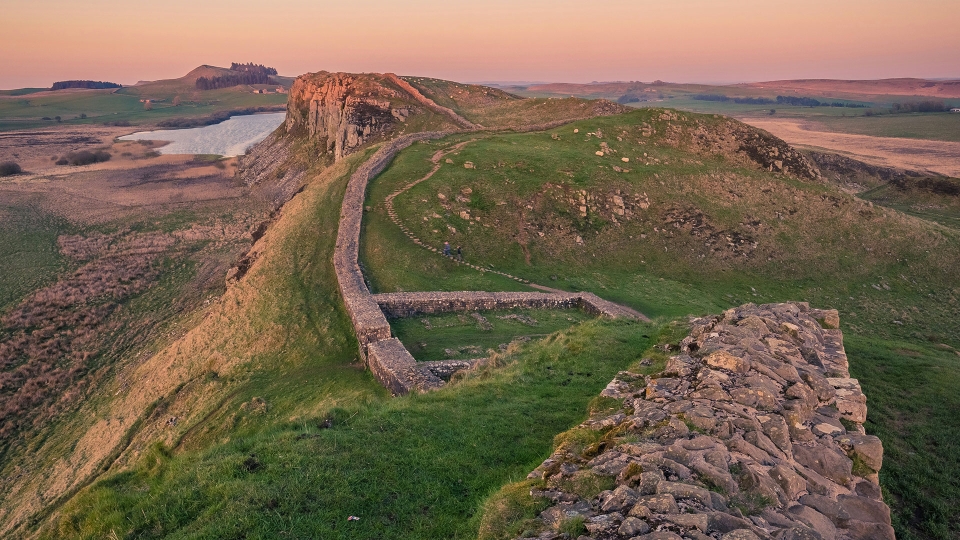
xmin=2 ymin=0 xmax=959 ymax=88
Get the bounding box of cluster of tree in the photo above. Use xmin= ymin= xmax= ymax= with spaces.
xmin=196 ymin=63 xmax=278 ymax=90
xmin=51 ymin=80 xmax=121 ymax=90
xmin=56 ymin=150 xmax=111 ymax=166
xmin=891 ymin=100 xmax=948 ymax=113
xmin=0 ymin=161 xmax=22 ymax=176
xmin=617 ymin=94 xmax=643 ymax=104
xmin=156 ymin=105 xmax=285 ymax=128
xmin=692 ymin=94 xmax=775 ymax=105
xmin=230 ymin=62 xmax=278 ymax=75
xmin=775 ymin=96 xmax=866 ymax=108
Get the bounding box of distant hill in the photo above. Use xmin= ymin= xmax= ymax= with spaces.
xmin=123 ymin=64 xmax=293 ymax=98
xmin=515 ymin=77 xmax=960 ymax=106
xmin=738 ymin=78 xmax=960 ymax=99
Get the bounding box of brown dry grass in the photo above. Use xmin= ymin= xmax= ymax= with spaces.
xmin=743 ymin=117 xmax=960 ymax=177
xmin=0 ymin=149 xmax=360 ymax=537
xmin=0 ymin=129 xmax=252 ymax=226
xmin=0 ymin=122 xmax=280 ymax=534
xmin=0 ymin=249 xmax=161 ymax=440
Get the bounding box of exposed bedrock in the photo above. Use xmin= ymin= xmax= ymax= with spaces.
xmin=285 ymin=72 xmax=414 ymax=161
xmin=522 ymin=302 xmax=893 ymax=540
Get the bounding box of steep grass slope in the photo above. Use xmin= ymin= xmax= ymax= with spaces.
xmin=27 ymin=141 xmax=655 ymax=537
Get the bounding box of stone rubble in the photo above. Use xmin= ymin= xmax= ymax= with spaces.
xmin=520 ymin=302 xmax=893 ymax=540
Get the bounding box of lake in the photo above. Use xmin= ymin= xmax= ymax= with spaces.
xmin=119 ymin=112 xmax=286 ymax=156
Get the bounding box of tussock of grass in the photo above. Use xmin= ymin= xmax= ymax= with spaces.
xmin=476 ymin=479 xmax=549 ymax=540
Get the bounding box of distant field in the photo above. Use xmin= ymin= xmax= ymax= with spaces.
xmin=630 ymin=96 xmax=875 ymax=119
xmin=811 ymin=113 xmax=960 ymax=142
xmin=0 ymin=87 xmax=287 ymax=131
xmin=511 ymin=81 xmax=960 ymax=147
xmin=745 ymin=117 xmax=960 ymax=176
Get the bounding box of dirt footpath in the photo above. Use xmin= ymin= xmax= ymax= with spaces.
xmin=743 ymin=117 xmax=960 ymax=177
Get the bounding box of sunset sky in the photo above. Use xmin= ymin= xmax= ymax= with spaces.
xmin=3 ymin=0 xmax=959 ymax=88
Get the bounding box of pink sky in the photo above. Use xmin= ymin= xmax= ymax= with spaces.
xmin=2 ymin=0 xmax=959 ymax=88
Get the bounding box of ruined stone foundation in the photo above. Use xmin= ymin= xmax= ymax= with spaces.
xmin=522 ymin=302 xmax=893 ymax=540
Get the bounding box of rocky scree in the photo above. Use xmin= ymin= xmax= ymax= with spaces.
xmin=520 ymin=302 xmax=892 ymax=540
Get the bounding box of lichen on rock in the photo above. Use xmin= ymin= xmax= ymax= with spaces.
xmin=520 ymin=302 xmax=894 ymax=540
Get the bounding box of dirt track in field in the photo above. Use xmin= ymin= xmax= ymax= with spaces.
xmin=744 ymin=117 xmax=960 ymax=177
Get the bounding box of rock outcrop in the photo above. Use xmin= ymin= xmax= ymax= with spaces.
xmin=284 ymin=71 xmax=476 ymax=162
xmin=521 ymin=302 xmax=893 ymax=540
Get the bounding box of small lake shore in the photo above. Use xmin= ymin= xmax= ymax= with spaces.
xmin=119 ymin=112 xmax=285 ymax=157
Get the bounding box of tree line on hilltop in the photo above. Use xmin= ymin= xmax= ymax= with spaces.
xmin=51 ymin=80 xmax=122 ymax=90
xmin=692 ymin=94 xmax=868 ymax=108
xmin=196 ymin=63 xmax=278 ymax=90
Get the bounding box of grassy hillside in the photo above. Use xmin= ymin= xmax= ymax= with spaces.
xmin=359 ymin=109 xmax=960 ymax=539
xmin=12 ymin=140 xmax=654 ymax=539
xmin=7 ymin=93 xmax=959 ymax=540
xmin=403 ymin=77 xmax=627 ymax=128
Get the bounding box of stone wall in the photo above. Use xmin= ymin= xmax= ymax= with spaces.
xmin=520 ymin=302 xmax=893 ymax=540
xmin=373 ymin=291 xmax=644 ymax=320
xmin=325 ymin=86 xmax=644 ymax=394
xmin=334 ymin=131 xmax=453 ymax=357
xmin=366 ymin=338 xmax=481 ymax=395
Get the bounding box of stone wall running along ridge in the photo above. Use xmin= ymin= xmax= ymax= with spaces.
xmin=320 ymin=73 xmax=644 ymax=395
xmin=520 ymin=302 xmax=893 ymax=540
xmin=334 ymin=131 xmax=453 ymax=356
xmin=332 ymin=131 xmax=643 ymax=396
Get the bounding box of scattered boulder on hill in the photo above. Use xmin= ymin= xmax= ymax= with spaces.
xmin=649 ymin=112 xmax=821 ymax=181
xmin=519 ymin=302 xmax=893 ymax=540
xmin=805 ymin=151 xmax=925 ymax=185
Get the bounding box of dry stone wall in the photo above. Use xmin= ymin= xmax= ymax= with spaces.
xmin=334 ymin=131 xmax=452 ymax=356
xmin=374 ymin=291 xmax=643 ymax=320
xmin=521 ymin=302 xmax=893 ymax=540
xmin=334 ymin=131 xmax=643 ymax=395
xmin=324 ymin=80 xmax=644 ymax=395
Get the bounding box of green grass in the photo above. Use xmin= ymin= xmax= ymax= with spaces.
xmin=16 ymin=105 xmax=960 ymax=540
xmin=31 ymin=140 xmax=656 ymax=540
xmin=858 ymin=182 xmax=960 ymax=229
xmin=390 ymin=308 xmax=593 ymax=361
xmin=359 ymin=109 xmax=960 ymax=539
xmin=0 ymin=193 xmax=73 ymax=311
xmin=0 ymin=87 xmax=287 ymax=131
xmin=846 ymin=336 xmax=960 ymax=539
xmin=45 ymin=319 xmax=652 ymax=540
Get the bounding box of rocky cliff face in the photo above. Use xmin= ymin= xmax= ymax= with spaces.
xmin=521 ymin=302 xmax=893 ymax=540
xmin=285 ymin=72 xmax=422 ymax=161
